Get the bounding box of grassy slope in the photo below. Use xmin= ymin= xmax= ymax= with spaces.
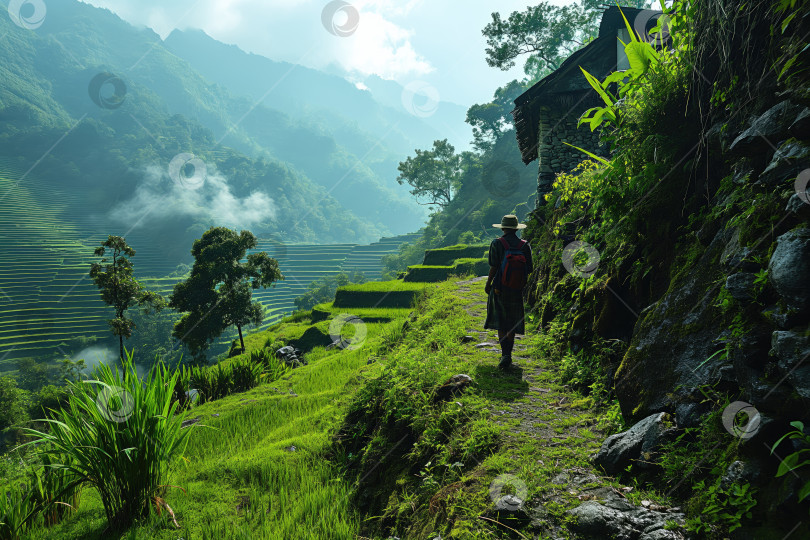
xmin=4 ymin=276 xmax=672 ymax=539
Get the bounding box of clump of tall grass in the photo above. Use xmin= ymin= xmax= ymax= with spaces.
xmin=0 ymin=480 xmax=38 ymax=539
xmin=19 ymin=351 xmax=193 ymax=531
xmin=170 ymin=345 xmax=291 ymax=409
xmin=28 ymin=453 xmax=82 ymax=527
xmin=250 ymin=348 xmax=290 ymax=382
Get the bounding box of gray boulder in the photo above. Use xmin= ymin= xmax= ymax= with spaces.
xmin=725 ymin=272 xmax=757 ymax=302
xmin=789 ymin=107 xmax=810 ymax=138
xmin=786 ymin=193 xmax=810 ymax=216
xmin=275 ymin=345 xmax=307 ymax=368
xmin=434 ymin=374 xmax=473 ymax=401
xmin=720 ymin=228 xmax=758 ymax=272
xmin=770 ymin=330 xmax=810 ymax=399
xmin=768 ymin=228 xmax=810 ymax=312
xmin=593 ymin=413 xmax=677 ymax=474
xmin=567 ymin=487 xmax=687 ymax=539
xmin=756 ymin=140 xmax=810 ymax=186
xmin=729 ymin=100 xmax=803 ymax=153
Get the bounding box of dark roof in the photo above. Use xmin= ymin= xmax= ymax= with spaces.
xmin=598 ymin=6 xmax=649 ymax=38
xmin=512 ymin=35 xmax=617 ymax=164
xmin=512 ymin=5 xmax=657 ymax=165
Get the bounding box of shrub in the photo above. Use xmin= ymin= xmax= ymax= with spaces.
xmin=230 ymin=358 xmax=263 ymax=393
xmin=0 ymin=480 xmax=38 ymax=539
xmin=191 ymin=363 xmax=232 ymax=404
xmin=0 ymin=377 xmax=30 ymax=451
xmin=19 ymin=352 xmax=193 ymax=530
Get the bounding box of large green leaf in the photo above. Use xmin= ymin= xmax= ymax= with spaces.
xmin=563 ymin=142 xmax=610 ymax=165
xmin=625 ymin=41 xmax=659 ymax=76
xmin=580 ymin=67 xmax=616 ymax=108
xmin=799 ymin=481 xmax=810 ymax=503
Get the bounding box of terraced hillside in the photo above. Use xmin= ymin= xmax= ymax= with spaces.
xmin=402 ymin=244 xmax=489 ymax=282
xmin=0 ymin=161 xmax=422 ymax=365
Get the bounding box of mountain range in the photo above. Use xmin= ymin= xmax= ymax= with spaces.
xmin=0 ymin=0 xmax=471 ymax=255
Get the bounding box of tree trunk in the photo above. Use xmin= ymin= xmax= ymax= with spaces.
xmin=119 ymin=335 xmax=124 ymax=362
xmin=237 ymin=325 xmax=245 ymax=353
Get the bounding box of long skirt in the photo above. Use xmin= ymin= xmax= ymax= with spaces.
xmin=484 ymin=287 xmax=526 ymax=335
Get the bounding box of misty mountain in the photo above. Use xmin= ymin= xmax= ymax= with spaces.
xmin=162 ymin=29 xmax=470 ymax=158
xmin=0 ymin=0 xmax=442 ymax=244
xmin=0 ymin=0 xmax=394 ymax=253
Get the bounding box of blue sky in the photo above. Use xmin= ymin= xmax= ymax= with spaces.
xmin=78 ymin=0 xmax=575 ymax=108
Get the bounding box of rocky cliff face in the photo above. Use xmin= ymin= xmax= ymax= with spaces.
xmin=519 ymin=13 xmax=810 ymax=531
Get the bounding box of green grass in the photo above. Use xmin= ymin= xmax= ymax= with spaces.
xmin=4 ymin=304 xmax=414 ymax=538
xmin=336 ymin=281 xmax=428 ymax=292
xmin=1 ymin=276 xmax=645 ymax=539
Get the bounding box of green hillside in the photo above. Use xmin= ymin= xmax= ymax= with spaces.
xmin=0 ymin=157 xmax=420 ymax=363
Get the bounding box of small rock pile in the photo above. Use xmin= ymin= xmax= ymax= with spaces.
xmin=275 ymin=345 xmax=307 ymax=368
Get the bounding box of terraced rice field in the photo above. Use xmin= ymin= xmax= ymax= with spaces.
xmin=0 ymin=158 xmax=421 ymax=365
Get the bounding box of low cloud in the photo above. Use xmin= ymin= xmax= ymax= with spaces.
xmin=70 ymin=346 xmax=117 ymax=373
xmin=111 ymin=163 xmax=276 ymax=231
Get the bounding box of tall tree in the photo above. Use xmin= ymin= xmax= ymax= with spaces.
xmin=90 ymin=236 xmax=166 ymax=362
xmin=466 ymin=79 xmax=531 ymax=151
xmin=169 ymin=227 xmax=283 ymax=360
xmin=396 ymin=139 xmax=463 ymax=209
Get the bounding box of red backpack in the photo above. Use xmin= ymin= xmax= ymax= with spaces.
xmin=496 ymin=237 xmax=528 ymax=290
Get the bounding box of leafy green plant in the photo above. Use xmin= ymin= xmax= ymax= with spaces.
xmin=770 ymin=421 xmax=810 ymax=513
xmin=753 ymin=268 xmax=768 ymax=298
xmin=18 ymin=352 xmax=194 ymax=530
xmin=577 ymin=3 xmax=671 ymax=135
xmin=686 ymin=478 xmax=757 ymax=534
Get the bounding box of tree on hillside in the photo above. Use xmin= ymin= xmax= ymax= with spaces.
xmin=169 ymin=227 xmax=283 ymax=361
xmin=90 ymin=236 xmax=166 ymax=362
xmin=397 ymin=139 xmax=464 ymax=209
xmin=483 ymin=0 xmax=651 ymax=80
xmin=466 ymin=80 xmax=531 ymax=151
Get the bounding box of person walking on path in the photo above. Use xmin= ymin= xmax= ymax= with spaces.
xmin=484 ymin=214 xmax=533 ymax=369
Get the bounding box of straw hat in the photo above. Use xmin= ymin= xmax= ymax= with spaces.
xmin=492 ymin=214 xmax=527 ymax=229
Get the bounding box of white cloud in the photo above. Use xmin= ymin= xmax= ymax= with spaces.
xmin=111 ymin=163 xmax=276 ymax=231
xmin=79 ymin=0 xmax=536 ymax=106
xmin=70 ymin=346 xmax=117 ymax=372
xmin=333 ymin=11 xmax=433 ymax=79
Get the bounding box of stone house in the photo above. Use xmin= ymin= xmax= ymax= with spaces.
xmin=512 ymin=6 xmax=667 ymax=206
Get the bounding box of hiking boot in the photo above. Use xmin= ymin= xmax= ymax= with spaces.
xmin=498 ymin=355 xmax=512 ymax=369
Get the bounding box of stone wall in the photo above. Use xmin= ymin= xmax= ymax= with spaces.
xmin=536 ymin=102 xmax=604 ymax=206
